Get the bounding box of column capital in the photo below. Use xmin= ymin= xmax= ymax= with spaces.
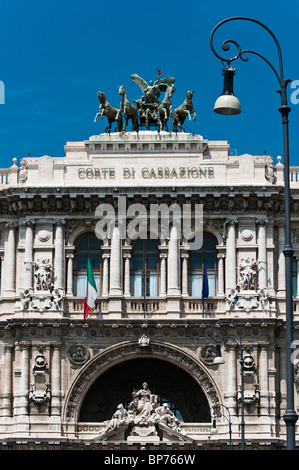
xmin=50 ymin=341 xmax=62 ymax=349
xmin=18 ymin=341 xmax=31 ymax=350
xmin=54 ymin=218 xmax=65 ymax=226
xmin=5 ymin=221 xmax=18 ymax=229
xmin=20 ymin=218 xmax=35 ymax=227
xmin=226 ymin=217 xmax=238 ymax=225
xmin=256 ymin=217 xmax=268 ymax=225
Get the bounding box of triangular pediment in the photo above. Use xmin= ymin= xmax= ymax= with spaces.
xmin=94 ymin=422 xmax=194 ymax=444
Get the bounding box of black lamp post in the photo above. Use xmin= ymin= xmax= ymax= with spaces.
xmin=210 ymin=403 xmax=232 ymax=449
xmin=210 ymin=16 xmax=297 ymax=450
xmin=210 ymin=320 xmax=245 ymax=450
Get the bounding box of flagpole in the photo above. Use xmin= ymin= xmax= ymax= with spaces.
xmin=202 ymin=258 xmax=209 ymax=314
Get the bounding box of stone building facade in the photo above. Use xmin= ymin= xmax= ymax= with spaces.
xmin=0 ymin=130 xmax=298 ymax=450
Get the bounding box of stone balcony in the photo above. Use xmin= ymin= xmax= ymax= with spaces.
xmin=61 ymin=295 xmax=294 ymax=320
xmin=63 ymin=296 xmax=227 ymax=319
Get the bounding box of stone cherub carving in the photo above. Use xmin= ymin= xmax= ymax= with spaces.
xmin=20 ymin=288 xmax=31 ymax=309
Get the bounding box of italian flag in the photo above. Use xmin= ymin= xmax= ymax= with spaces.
xmin=83 ymin=258 xmax=98 ymax=320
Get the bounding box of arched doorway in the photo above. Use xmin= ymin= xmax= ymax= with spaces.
xmin=79 ymin=358 xmax=210 ymax=423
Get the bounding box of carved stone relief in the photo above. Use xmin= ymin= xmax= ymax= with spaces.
xmin=237 ymin=346 xmax=260 ymax=409
xmin=68 ymin=344 xmax=90 ymax=367
xmin=29 ymin=345 xmax=51 ymax=411
xmin=96 ymin=382 xmax=185 ymax=442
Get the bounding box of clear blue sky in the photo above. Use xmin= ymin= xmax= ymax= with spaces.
xmin=0 ymin=0 xmax=298 ymax=168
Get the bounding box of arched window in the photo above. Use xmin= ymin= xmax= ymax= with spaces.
xmin=130 ymin=239 xmax=160 ymax=297
xmin=73 ymin=233 xmax=102 ymax=296
xmin=188 ymin=233 xmax=218 ymax=297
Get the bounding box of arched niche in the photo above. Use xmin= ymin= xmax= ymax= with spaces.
xmin=63 ymin=341 xmax=220 ymax=424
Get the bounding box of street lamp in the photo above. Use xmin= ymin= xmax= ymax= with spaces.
xmin=210 ymin=403 xmax=232 ymax=449
xmin=210 ymin=320 xmax=245 ymax=450
xmin=213 ymin=66 xmax=241 ymax=115
xmin=210 ymin=16 xmax=297 ymax=450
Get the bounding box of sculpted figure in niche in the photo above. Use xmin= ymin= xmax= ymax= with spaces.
xmin=238 ymin=257 xmax=258 ymax=290
xmin=33 ymin=258 xmax=54 ymax=291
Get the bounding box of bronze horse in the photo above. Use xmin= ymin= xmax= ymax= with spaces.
xmin=117 ymin=85 xmax=138 ymax=132
xmin=157 ymin=84 xmax=176 ymax=132
xmin=172 ymin=90 xmax=196 ymax=132
xmin=94 ymin=91 xmax=123 ymax=133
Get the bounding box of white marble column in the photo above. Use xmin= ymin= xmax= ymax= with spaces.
xmin=14 ymin=341 xmax=30 ymax=427
xmin=123 ymin=253 xmax=131 ymax=296
xmin=3 ymin=222 xmax=17 ymax=295
xmin=225 ymin=219 xmax=237 ymax=292
xmin=167 ymin=225 xmax=180 ymax=296
xmin=277 ymin=223 xmax=285 ymax=296
xmin=102 ymin=254 xmax=110 ymax=296
xmin=24 ymin=219 xmax=35 ymax=289
xmin=266 ymin=221 xmax=275 ymax=295
xmin=109 ymin=226 xmax=122 ymax=295
xmin=54 ymin=220 xmax=65 ymax=290
xmin=0 ymin=254 xmax=3 ymax=295
xmin=217 ymin=253 xmax=225 ymax=296
xmin=181 ymin=253 xmax=189 ymax=296
xmin=159 ymin=253 xmax=167 ymax=296
xmin=66 ymin=253 xmax=74 ymax=296
xmin=1 ymin=344 xmax=13 ymax=417
xmin=259 ymin=345 xmax=270 ymax=418
xmin=51 ymin=343 xmax=61 ymax=417
xmin=257 ymin=219 xmax=267 ymax=290
xmin=226 ymin=344 xmax=237 ymax=417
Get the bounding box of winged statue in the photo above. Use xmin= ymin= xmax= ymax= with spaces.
xmin=131 ymin=73 xmax=175 ymax=105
